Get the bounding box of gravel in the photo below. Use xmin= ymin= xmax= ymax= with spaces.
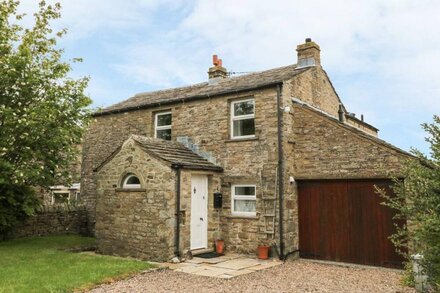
xmin=90 ymin=259 xmax=415 ymax=293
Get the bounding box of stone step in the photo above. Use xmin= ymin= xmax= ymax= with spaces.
xmin=191 ymin=248 xmax=215 ymax=256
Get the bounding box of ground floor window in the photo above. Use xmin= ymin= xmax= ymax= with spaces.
xmin=231 ymin=185 xmax=256 ymax=216
xmin=122 ymin=174 xmax=141 ymax=189
xmin=52 ymin=192 xmax=69 ymax=204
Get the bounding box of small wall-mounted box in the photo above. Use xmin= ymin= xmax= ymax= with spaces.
xmin=214 ymin=191 xmax=222 ymax=209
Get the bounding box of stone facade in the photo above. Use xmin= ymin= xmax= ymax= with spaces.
xmin=95 ymin=139 xmax=176 ymax=261
xmin=82 ymin=40 xmax=410 ymax=261
xmin=345 ymin=115 xmax=378 ymax=137
xmin=290 ymin=104 xmax=410 ymax=179
xmin=84 ymin=87 xmax=282 ymax=257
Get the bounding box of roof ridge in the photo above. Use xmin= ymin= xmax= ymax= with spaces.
xmin=94 ymin=63 xmax=307 ymax=116
xmin=132 ymin=64 xmax=298 ymax=98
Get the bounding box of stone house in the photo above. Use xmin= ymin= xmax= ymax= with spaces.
xmin=82 ymin=39 xmax=411 ymax=267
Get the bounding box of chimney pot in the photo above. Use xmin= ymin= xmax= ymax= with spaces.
xmin=305 ymin=38 xmax=312 ymax=43
xmin=208 ymin=54 xmax=227 ymax=79
xmin=338 ymin=104 xmax=345 ymax=122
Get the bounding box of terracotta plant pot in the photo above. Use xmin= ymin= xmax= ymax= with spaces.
xmin=215 ymin=239 xmax=225 ymax=254
xmin=257 ymin=245 xmax=270 ymax=260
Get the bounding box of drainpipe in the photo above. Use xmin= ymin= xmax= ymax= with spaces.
xmin=172 ymin=164 xmax=181 ymax=257
xmin=276 ymin=83 xmax=285 ymax=260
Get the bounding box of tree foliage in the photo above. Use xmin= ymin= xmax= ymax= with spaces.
xmin=0 ymin=0 xmax=91 ymax=235
xmin=379 ymin=115 xmax=440 ymax=290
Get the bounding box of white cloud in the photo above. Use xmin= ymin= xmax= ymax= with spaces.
xmin=14 ymin=0 xmax=440 ymax=153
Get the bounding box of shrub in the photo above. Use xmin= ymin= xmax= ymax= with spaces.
xmin=379 ymin=115 xmax=440 ymax=290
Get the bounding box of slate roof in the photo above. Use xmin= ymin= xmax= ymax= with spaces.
xmin=94 ymin=64 xmax=311 ymax=116
xmin=131 ymin=135 xmax=223 ymax=172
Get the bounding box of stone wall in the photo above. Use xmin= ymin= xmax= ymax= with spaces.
xmin=95 ymin=139 xmax=176 ymax=261
xmin=286 ymin=67 xmax=342 ymax=117
xmin=290 ymin=104 xmax=410 ymax=179
xmin=345 ymin=115 xmax=378 ymax=137
xmin=9 ymin=208 xmax=88 ymax=239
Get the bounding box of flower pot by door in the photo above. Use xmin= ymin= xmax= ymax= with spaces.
xmin=258 ymin=245 xmax=270 ymax=260
xmin=215 ymin=239 xmax=225 ymax=254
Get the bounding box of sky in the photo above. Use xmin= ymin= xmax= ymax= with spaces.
xmin=18 ymin=0 xmax=440 ymax=155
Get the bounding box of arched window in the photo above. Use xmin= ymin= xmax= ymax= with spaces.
xmin=122 ymin=174 xmax=141 ymax=189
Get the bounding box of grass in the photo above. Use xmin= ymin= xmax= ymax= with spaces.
xmin=0 ymin=235 xmax=154 ymax=292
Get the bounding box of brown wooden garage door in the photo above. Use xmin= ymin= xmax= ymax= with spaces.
xmin=298 ymin=179 xmax=404 ymax=268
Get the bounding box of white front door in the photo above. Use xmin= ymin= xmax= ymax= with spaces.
xmin=190 ymin=174 xmax=208 ymax=250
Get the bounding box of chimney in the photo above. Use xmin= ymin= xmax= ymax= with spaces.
xmin=296 ymin=38 xmax=321 ymax=68
xmin=208 ymin=54 xmax=228 ymax=79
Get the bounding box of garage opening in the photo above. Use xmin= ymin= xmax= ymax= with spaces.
xmin=298 ymin=179 xmax=405 ymax=268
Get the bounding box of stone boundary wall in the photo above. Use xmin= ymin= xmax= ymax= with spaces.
xmin=9 ymin=208 xmax=88 ymax=239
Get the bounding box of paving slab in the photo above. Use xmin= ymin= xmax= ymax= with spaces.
xmin=224 ymin=268 xmax=255 ymax=277
xmin=197 ymin=256 xmax=231 ymax=264
xmin=217 ymin=274 xmax=234 ymax=279
xmin=192 ymin=267 xmax=235 ymax=277
xmin=164 ymin=254 xmax=282 ymax=279
xmin=175 ymin=266 xmax=206 ymax=274
xmin=185 ymin=257 xmax=207 ymax=264
xmin=213 ymin=258 xmax=262 ymax=270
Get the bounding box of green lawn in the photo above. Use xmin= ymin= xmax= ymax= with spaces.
xmin=0 ymin=235 xmax=153 ymax=293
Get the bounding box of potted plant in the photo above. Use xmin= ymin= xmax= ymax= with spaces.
xmin=215 ymin=239 xmax=225 ymax=254
xmin=257 ymin=245 xmax=270 ymax=260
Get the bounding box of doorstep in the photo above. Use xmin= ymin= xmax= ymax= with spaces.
xmin=160 ymin=254 xmax=282 ymax=279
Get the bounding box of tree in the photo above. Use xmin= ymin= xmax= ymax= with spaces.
xmin=0 ymin=0 xmax=91 ymax=236
xmin=379 ymin=115 xmax=440 ymax=290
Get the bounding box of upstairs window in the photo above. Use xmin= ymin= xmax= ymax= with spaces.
xmin=122 ymin=174 xmax=141 ymax=189
xmin=231 ymin=99 xmax=255 ymax=139
xmin=155 ymin=112 xmax=172 ymax=140
xmin=231 ymin=185 xmax=256 ymax=216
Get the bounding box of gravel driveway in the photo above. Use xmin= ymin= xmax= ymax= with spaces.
xmin=90 ymin=259 xmax=415 ymax=293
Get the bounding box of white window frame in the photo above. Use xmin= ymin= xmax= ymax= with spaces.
xmin=154 ymin=111 xmax=172 ymax=139
xmin=231 ymin=184 xmax=257 ymax=217
xmin=122 ymin=174 xmax=141 ymax=189
xmin=230 ymin=98 xmax=255 ymax=139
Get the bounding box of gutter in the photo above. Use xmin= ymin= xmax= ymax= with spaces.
xmin=171 ymin=164 xmax=182 ymax=258
xmin=276 ymin=83 xmax=285 ymax=259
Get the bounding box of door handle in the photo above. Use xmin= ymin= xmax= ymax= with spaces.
xmin=200 ymin=217 xmax=203 ymax=221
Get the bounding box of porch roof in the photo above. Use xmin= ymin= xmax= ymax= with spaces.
xmin=131 ymin=135 xmax=223 ymax=172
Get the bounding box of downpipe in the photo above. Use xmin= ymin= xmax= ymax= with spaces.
xmin=172 ymin=164 xmax=181 ymax=257
xmin=276 ymin=83 xmax=285 ymax=260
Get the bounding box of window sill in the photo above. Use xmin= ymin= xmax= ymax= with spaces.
xmin=224 ymin=137 xmax=259 ymax=143
xmin=227 ymin=215 xmax=259 ymax=220
xmin=115 ymin=188 xmax=146 ymax=192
